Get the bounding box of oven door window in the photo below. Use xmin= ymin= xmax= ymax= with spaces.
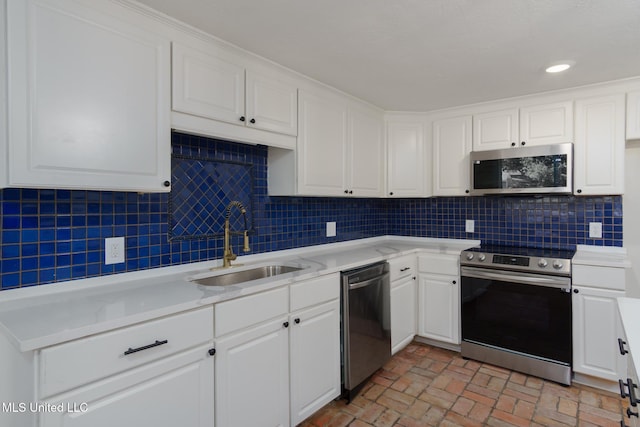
xmin=461 ymin=275 xmax=571 ymax=364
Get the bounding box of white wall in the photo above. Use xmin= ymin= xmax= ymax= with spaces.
xmin=624 ymin=141 xmax=640 ymax=298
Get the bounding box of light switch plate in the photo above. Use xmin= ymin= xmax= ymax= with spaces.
xmin=105 ymin=237 xmax=125 ymax=264
xmin=326 ymin=222 xmax=336 ymax=237
xmin=465 ymin=220 xmax=475 ymax=233
xmin=589 ymin=222 xmax=603 ymax=238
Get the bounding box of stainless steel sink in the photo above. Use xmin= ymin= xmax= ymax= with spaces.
xmin=190 ymin=265 xmax=305 ymax=287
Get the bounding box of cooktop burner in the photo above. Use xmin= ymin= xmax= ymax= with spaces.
xmin=460 ymin=244 xmax=575 ymax=276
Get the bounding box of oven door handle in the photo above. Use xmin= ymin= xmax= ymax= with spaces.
xmin=461 ymin=267 xmax=571 ymax=290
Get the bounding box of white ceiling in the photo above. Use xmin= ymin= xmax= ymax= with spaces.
xmin=137 ymin=0 xmax=640 ymax=111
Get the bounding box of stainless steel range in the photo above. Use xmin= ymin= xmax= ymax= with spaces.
xmin=460 ymin=245 xmax=574 ymax=385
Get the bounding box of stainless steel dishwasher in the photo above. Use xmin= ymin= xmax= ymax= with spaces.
xmin=341 ymin=261 xmax=391 ymax=401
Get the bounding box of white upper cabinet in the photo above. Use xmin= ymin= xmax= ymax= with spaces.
xmin=626 ymin=91 xmax=640 ymax=140
xmin=297 ymin=88 xmax=348 ymax=196
xmin=473 ymin=108 xmax=519 ymax=151
xmin=432 ymin=115 xmax=472 ymax=196
xmin=473 ymin=101 xmax=573 ymax=151
xmin=5 ymin=0 xmax=171 ymax=192
xmin=171 ymin=40 xmax=297 ymax=149
xmin=574 ymin=94 xmax=625 ymax=195
xmin=386 ymin=117 xmax=427 ymax=197
xmin=272 ymin=86 xmax=383 ymax=197
xmin=347 ymin=103 xmax=384 ymax=197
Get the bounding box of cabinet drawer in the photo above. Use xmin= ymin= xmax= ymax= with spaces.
xmin=573 ymin=265 xmax=625 ymax=291
xmin=290 ymin=273 xmax=339 ymax=312
xmin=388 ymin=255 xmax=417 ymax=282
xmin=215 ymin=286 xmax=288 ymax=336
xmin=39 ymin=306 xmax=213 ymax=398
xmin=418 ymin=254 xmax=459 ymax=276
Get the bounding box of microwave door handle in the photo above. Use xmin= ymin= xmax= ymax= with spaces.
xmin=461 ymin=267 xmax=571 ymax=289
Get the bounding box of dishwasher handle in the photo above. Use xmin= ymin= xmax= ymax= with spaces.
xmin=349 ymin=272 xmax=390 ymax=290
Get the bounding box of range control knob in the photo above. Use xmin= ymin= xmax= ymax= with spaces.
xmin=466 ymin=253 xmax=474 ymax=261
xmin=478 ymin=254 xmax=486 ymax=262
xmin=538 ymin=259 xmax=548 ymax=268
xmin=552 ymin=260 xmax=564 ymax=270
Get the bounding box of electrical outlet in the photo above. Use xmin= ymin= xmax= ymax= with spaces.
xmin=326 ymin=222 xmax=337 ymax=237
xmin=589 ymin=222 xmax=603 ymax=239
xmin=465 ymin=220 xmax=475 ymax=233
xmin=105 ymin=237 xmax=125 ymax=265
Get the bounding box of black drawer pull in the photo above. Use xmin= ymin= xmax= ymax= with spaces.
xmin=628 ymin=407 xmax=639 ymax=418
xmin=620 ymin=378 xmax=639 ymax=406
xmin=619 ymin=338 xmax=629 ymax=355
xmin=124 ymin=340 xmax=168 ymax=356
xmin=400 ymin=267 xmax=411 ymax=272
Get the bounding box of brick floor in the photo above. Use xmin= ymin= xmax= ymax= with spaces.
xmin=300 ymin=342 xmax=631 ymax=427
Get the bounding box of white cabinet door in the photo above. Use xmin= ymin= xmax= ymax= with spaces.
xmin=297 ymin=89 xmax=348 ymax=196
xmin=246 ymin=69 xmax=297 ymax=136
xmin=418 ymin=274 xmax=460 ymax=344
xmin=391 ymin=276 xmax=417 ymax=354
xmin=574 ymin=94 xmax=625 ymax=195
xmin=172 ymin=42 xmax=245 ymax=126
xmin=519 ymin=101 xmax=573 ymax=146
xmin=40 ymin=345 xmax=214 ymax=427
xmin=7 ymin=0 xmax=171 ymax=192
xmin=473 ymin=108 xmax=518 ymax=151
xmin=432 ymin=115 xmax=472 ymax=196
xmin=289 ymin=300 xmax=341 ymax=426
xmin=627 ymin=91 xmax=640 ymax=140
xmin=573 ymin=286 xmax=627 ymax=382
xmin=386 ymin=119 xmax=425 ymax=197
xmin=347 ymin=104 xmax=384 ymax=197
xmin=215 ymin=317 xmax=289 ymax=427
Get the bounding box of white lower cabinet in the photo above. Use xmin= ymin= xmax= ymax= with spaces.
xmin=40 ymin=345 xmax=214 ymax=427
xmin=391 ymin=276 xmax=417 ymax=354
xmin=417 ymin=254 xmax=460 ymax=345
xmin=572 ymin=285 xmax=627 ymax=382
xmin=215 ymin=317 xmax=290 ymax=427
xmin=289 ymin=300 xmax=340 ymax=425
xmin=418 ymin=274 xmax=460 ymax=344
xmin=389 ymin=255 xmax=418 ymax=354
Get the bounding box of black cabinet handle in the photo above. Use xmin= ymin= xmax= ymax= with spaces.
xmin=400 ymin=267 xmax=410 ymax=272
xmin=294 ymin=318 xmax=301 ymax=324
xmin=620 ymin=378 xmax=639 ymax=406
xmin=521 ymin=141 xmax=526 ymax=146
xmin=452 ymin=280 xmax=457 ymax=285
xmin=250 ymin=118 xmax=256 ymax=124
xmin=465 ymin=189 xmax=470 ymax=194
xmin=283 ymin=321 xmax=289 ymax=328
xmin=573 ymin=289 xmax=579 ymax=293
xmin=577 ymin=189 xmax=582 ymax=194
xmin=344 ymin=190 xmax=349 ymax=194
xmin=628 ymin=407 xmax=639 ymax=418
xmin=349 ymin=190 xmax=353 ymax=194
xmin=124 ymin=339 xmax=168 ymax=356
xmin=511 ymin=142 xmax=516 ymax=147
xmin=163 ymin=180 xmax=171 ymax=187
xmin=389 ymin=192 xmax=394 ymax=196
xmin=239 ymin=116 xmax=246 ymax=122
xmin=619 ymin=338 xmax=629 ymax=355
xmin=208 ymin=348 xmax=216 ymax=356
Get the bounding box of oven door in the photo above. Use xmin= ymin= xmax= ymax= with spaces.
xmin=461 ymin=266 xmax=572 ymax=365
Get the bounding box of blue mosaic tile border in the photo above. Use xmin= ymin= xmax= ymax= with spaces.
xmin=0 ymin=132 xmax=623 ymax=290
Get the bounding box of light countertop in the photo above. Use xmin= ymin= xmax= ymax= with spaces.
xmin=0 ymin=236 xmax=479 ymax=352
xmin=573 ymin=244 xmax=631 ymax=268
xmin=618 ymin=297 xmax=640 ymax=379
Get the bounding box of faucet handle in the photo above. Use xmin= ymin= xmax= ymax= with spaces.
xmin=243 ymin=231 xmax=250 ymax=252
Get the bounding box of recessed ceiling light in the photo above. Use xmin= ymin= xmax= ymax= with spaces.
xmin=545 ymin=63 xmax=572 ymax=73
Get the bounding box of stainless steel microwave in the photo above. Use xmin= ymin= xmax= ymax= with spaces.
xmin=470 ymin=143 xmax=573 ymax=195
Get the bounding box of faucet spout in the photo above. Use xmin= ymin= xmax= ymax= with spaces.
xmin=222 ymin=201 xmax=250 ymax=268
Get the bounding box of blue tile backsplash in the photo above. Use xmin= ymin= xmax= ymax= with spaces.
xmin=0 ymin=132 xmax=623 ymax=290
